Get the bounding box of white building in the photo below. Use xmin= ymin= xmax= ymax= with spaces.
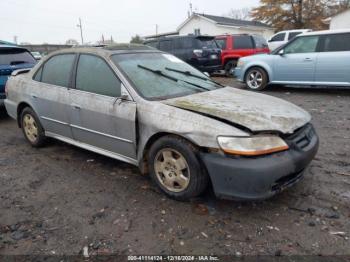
xmin=177 ymin=13 xmax=274 ymax=39
xmin=329 ymin=9 xmax=350 ymax=29
xmin=144 ymin=13 xmax=274 ymax=40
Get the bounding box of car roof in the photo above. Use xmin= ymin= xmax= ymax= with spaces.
xmin=299 ymin=29 xmax=350 ymax=36
xmin=276 ymin=29 xmax=311 ymax=34
xmin=0 ymin=44 xmax=28 ymax=50
xmin=48 ymin=44 xmax=160 ymax=57
xmin=144 ymin=35 xmax=215 ymax=42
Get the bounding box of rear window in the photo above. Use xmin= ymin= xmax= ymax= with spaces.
xmin=233 ymin=36 xmax=254 ymax=49
xmin=252 ymin=35 xmax=268 ymax=48
xmin=322 ymin=33 xmax=350 ymax=52
xmin=0 ymin=48 xmax=36 ymax=65
xmin=196 ymin=38 xmax=218 ymax=49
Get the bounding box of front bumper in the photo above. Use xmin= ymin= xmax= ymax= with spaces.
xmin=234 ymin=67 xmax=244 ymax=81
xmin=200 ymin=124 xmax=319 ymax=200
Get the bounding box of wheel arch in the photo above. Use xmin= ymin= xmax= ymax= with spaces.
xmin=244 ymin=65 xmax=271 ymax=84
xmin=17 ymin=102 xmax=34 ymax=128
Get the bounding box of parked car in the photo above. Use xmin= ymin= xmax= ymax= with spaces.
xmin=215 ymin=34 xmax=270 ymax=76
xmin=144 ymin=35 xmax=221 ymax=73
xmin=5 ymin=44 xmax=318 ymax=201
xmin=31 ymin=51 xmax=43 ymax=60
xmin=268 ymin=29 xmax=312 ymax=51
xmin=0 ymin=45 xmax=36 ymax=107
xmin=235 ymin=29 xmax=350 ymax=91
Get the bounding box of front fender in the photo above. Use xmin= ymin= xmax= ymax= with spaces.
xmin=242 ymin=60 xmax=274 ymax=82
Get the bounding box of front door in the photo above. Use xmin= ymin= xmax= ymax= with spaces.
xmin=69 ymin=54 xmax=137 ymax=163
xmin=273 ymin=35 xmax=320 ymax=83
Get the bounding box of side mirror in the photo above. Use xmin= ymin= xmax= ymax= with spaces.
xmin=203 ymin=72 xmax=210 ymax=77
xmin=278 ymin=49 xmax=285 ymax=56
xmin=120 ymin=83 xmax=131 ymax=101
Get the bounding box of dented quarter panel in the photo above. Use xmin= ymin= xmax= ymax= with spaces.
xmin=163 ymin=87 xmax=311 ymax=134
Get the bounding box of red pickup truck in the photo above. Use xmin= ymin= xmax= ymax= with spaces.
xmin=215 ymin=34 xmax=270 ymax=76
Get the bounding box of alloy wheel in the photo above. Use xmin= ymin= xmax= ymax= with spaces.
xmin=247 ymin=70 xmax=263 ymax=89
xmin=23 ymin=114 xmax=38 ymax=143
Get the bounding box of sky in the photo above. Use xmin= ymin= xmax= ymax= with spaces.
xmin=0 ymin=0 xmax=260 ymax=44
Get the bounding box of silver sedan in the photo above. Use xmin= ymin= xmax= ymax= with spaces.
xmin=4 ymin=45 xmax=319 ymax=201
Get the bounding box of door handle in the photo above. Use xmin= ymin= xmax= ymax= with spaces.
xmin=304 ymin=58 xmax=313 ymax=61
xmin=71 ymin=104 xmax=81 ymax=110
xmin=31 ymin=93 xmax=38 ymax=99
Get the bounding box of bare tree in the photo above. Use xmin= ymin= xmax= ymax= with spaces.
xmin=225 ymin=7 xmax=252 ymax=20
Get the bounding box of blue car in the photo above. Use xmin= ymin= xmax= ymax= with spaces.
xmin=0 ymin=45 xmax=36 ymax=106
xmin=235 ymin=30 xmax=350 ymax=90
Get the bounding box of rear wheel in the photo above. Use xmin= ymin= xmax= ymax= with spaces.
xmin=224 ymin=60 xmax=237 ymax=77
xmin=245 ymin=67 xmax=268 ymax=91
xmin=148 ymin=136 xmax=209 ymax=201
xmin=21 ymin=107 xmax=46 ymax=147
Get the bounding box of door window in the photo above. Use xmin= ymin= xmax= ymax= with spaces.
xmin=215 ymin=39 xmax=227 ymax=49
xmin=322 ymin=33 xmax=350 ymax=52
xmin=233 ymin=36 xmax=254 ymax=49
xmin=252 ymin=35 xmax=268 ymax=48
xmin=76 ymin=54 xmax=121 ymax=97
xmin=41 ymin=54 xmax=75 ymax=87
xmin=284 ymin=36 xmax=319 ymax=54
xmin=288 ymin=32 xmax=302 ymax=40
xmin=270 ymin=33 xmax=285 ymax=42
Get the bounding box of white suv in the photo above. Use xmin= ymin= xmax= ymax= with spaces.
xmin=268 ymin=29 xmax=312 ymax=51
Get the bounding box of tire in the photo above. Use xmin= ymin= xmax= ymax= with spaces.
xmin=245 ymin=67 xmax=268 ymax=91
xmin=20 ymin=107 xmax=46 ymax=147
xmin=224 ymin=60 xmax=237 ymax=77
xmin=148 ymin=135 xmax=209 ymax=201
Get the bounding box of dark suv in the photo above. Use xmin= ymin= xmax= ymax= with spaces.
xmin=215 ymin=34 xmax=270 ymax=76
xmin=0 ymin=45 xmax=36 ymax=106
xmin=144 ymin=35 xmax=221 ymax=73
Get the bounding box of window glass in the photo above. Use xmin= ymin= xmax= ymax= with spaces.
xmin=76 ymin=54 xmax=121 ymax=97
xmin=270 ymin=33 xmax=285 ymax=42
xmin=252 ymin=35 xmax=268 ymax=48
xmin=323 ymin=33 xmax=350 ymax=52
xmin=196 ymin=38 xmax=218 ymax=49
xmin=194 ymin=29 xmax=201 ymax=35
xmin=145 ymin=41 xmax=158 ymax=48
xmin=233 ymin=36 xmax=254 ymax=49
xmin=41 ymin=54 xmax=75 ymax=87
xmin=0 ymin=48 xmax=36 ymax=65
xmin=112 ymin=53 xmax=220 ymax=100
xmin=215 ymin=39 xmax=227 ymax=49
xmin=33 ymin=66 xmax=43 ymax=81
xmin=159 ymin=40 xmax=173 ymax=51
xmin=284 ymin=36 xmax=319 ymax=54
xmin=288 ymin=32 xmax=302 ymax=40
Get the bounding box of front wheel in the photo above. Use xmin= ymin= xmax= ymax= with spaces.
xmin=224 ymin=60 xmax=237 ymax=77
xmin=148 ymin=136 xmax=209 ymax=201
xmin=245 ymin=67 xmax=268 ymax=91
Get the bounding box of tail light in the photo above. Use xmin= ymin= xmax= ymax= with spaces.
xmin=193 ymin=49 xmax=203 ymax=58
xmin=4 ymin=79 xmax=10 ymax=96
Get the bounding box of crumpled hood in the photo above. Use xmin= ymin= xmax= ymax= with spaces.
xmin=162 ymin=87 xmax=311 ymax=134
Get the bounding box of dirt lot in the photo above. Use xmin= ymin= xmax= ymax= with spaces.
xmin=0 ymin=78 xmax=349 ymax=257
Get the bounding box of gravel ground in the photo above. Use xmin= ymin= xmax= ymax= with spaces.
xmin=0 ymin=78 xmax=349 ymax=257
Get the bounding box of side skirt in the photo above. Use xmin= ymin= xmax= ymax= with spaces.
xmin=45 ymin=131 xmax=139 ymax=166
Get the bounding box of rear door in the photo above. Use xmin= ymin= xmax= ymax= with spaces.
xmin=31 ymin=54 xmax=75 ymax=138
xmin=315 ymin=33 xmax=350 ymax=85
xmin=273 ymin=35 xmax=319 ymax=83
xmin=69 ymin=54 xmax=137 ymax=163
xmin=232 ymin=35 xmax=255 ymax=56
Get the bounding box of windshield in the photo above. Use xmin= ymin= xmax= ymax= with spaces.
xmin=112 ymin=52 xmax=221 ymax=100
xmin=0 ymin=48 xmax=36 ymax=65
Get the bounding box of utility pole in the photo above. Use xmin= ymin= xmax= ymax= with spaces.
xmin=155 ymin=24 xmax=158 ymax=36
xmin=77 ymin=18 xmax=84 ymax=45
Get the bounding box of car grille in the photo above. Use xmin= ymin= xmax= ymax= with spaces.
xmin=271 ymin=169 xmax=304 ymax=192
xmin=0 ymin=69 xmax=13 ymax=76
xmin=0 ymin=93 xmax=6 ymax=99
xmin=285 ymin=124 xmax=315 ymax=150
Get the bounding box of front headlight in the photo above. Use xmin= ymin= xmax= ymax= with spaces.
xmin=237 ymin=60 xmax=245 ymax=67
xmin=217 ymin=136 xmax=289 ymax=156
